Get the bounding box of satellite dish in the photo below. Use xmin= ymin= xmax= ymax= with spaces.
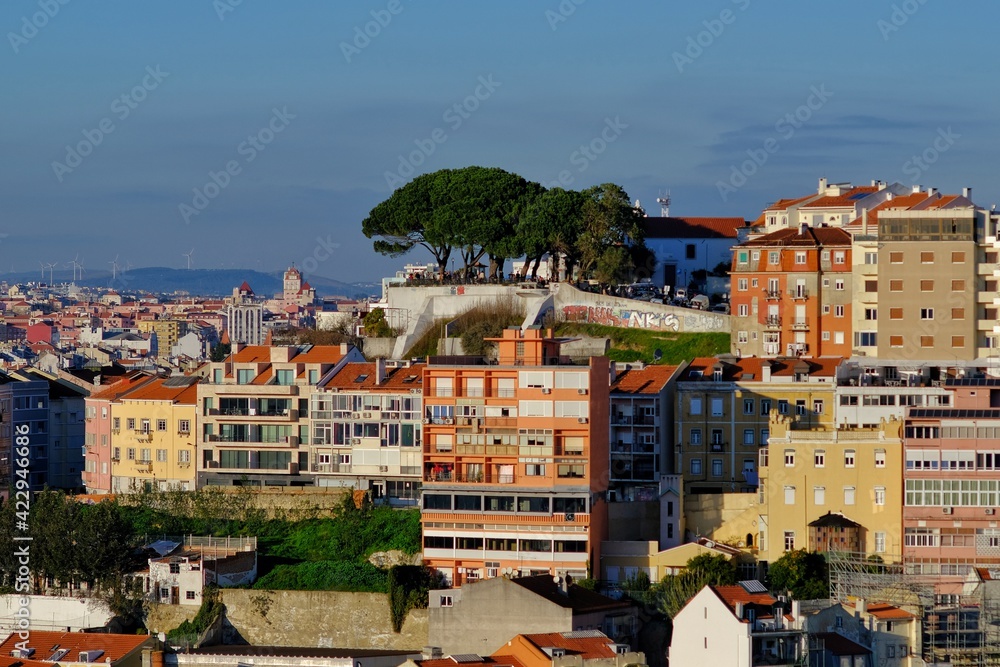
xmin=653 ymin=348 xmax=663 ymax=362
xmin=553 ymin=575 xmax=562 ymax=584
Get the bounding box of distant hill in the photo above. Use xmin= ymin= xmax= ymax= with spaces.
xmin=4 ymin=267 xmax=375 ymax=298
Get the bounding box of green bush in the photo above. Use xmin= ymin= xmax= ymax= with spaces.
xmin=253 ymin=561 xmax=388 ymax=592
xmin=167 ymin=586 xmax=223 ymax=643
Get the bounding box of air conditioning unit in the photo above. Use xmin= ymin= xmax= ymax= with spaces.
xmin=578 ymin=417 xmax=588 ymax=424
xmin=578 ymin=388 xmax=588 ymax=395
xmin=943 ymin=507 xmax=954 ymax=515
xmin=565 ymin=513 xmax=575 ymax=522
xmin=410 ymin=388 xmax=420 ymax=394
xmin=542 ymin=388 xmax=551 ymax=394
xmin=445 ymin=418 xmax=454 ymax=425
xmin=423 ymin=418 xmax=430 ymax=424
xmin=987 ymin=508 xmax=996 ymax=515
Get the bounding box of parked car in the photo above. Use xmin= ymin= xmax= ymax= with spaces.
xmin=690 ymin=294 xmax=710 ymax=310
xmin=710 ymin=303 xmax=730 ymax=314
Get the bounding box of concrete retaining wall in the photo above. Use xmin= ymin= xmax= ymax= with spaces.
xmin=220 ymin=589 xmax=428 ymax=649
xmin=552 ymin=283 xmax=730 ymax=333
xmin=0 ymin=594 xmax=111 ymax=634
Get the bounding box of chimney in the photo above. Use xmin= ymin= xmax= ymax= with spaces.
xmin=878 ymin=181 xmax=887 ymax=191
xmin=818 ymin=177 xmax=827 ymax=194
xmin=735 ymin=601 xmax=744 ymax=619
xmin=762 ymin=362 xmax=771 ymax=383
xmin=857 ymin=598 xmax=868 ymax=615
xmin=422 ymin=647 xmax=444 ymax=660
xmin=912 ymin=184 xmax=921 ymax=194
xmin=963 ymin=187 xmax=972 ymax=200
xmin=791 ymin=599 xmax=801 ymax=621
xmin=375 ymin=357 xmax=386 ymax=385
xmin=928 ymin=187 xmax=937 ymax=197
xmin=799 ymin=222 xmax=808 ymax=236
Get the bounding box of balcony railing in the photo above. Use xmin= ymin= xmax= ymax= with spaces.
xmin=789 ymin=288 xmax=809 ymax=299
xmin=424 ymin=472 xmax=516 ymax=484
xmin=765 ymin=315 xmax=782 ymax=328
xmin=790 ymin=319 xmax=809 ymax=330
xmin=764 ymin=289 xmax=782 ymax=300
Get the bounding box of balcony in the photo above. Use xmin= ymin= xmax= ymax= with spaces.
xmin=424 ymin=471 xmax=516 ymax=484
xmin=790 ymin=319 xmax=809 ymax=331
xmin=789 ymin=288 xmax=809 ymax=300
xmin=709 ymin=442 xmax=727 ymax=452
xmin=764 ymin=289 xmax=782 ymax=300
xmin=764 ymin=315 xmax=782 ymax=329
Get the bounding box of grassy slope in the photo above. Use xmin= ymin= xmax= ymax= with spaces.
xmin=555 ymin=323 xmax=730 ymax=364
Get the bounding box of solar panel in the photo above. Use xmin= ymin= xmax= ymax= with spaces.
xmin=163 ymin=376 xmax=198 ymax=387
xmin=563 ymin=630 xmax=606 ymax=638
xmin=450 ymin=655 xmax=484 ymax=663
xmin=739 ymin=580 xmax=768 ymax=594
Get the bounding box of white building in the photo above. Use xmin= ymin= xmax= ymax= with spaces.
xmin=142 ymin=537 xmax=257 ymax=606
xmin=641 ymin=216 xmax=749 ymax=294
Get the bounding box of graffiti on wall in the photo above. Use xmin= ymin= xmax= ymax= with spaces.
xmin=561 ymin=301 xmax=728 ymax=332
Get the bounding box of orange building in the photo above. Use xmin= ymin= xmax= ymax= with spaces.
xmin=420 ymin=327 xmax=610 ymax=585
xmin=730 ymin=226 xmax=853 ymax=358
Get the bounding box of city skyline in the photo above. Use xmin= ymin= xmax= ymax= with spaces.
xmin=3 ymin=1 xmax=999 ymax=283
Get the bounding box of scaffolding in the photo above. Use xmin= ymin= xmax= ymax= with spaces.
xmin=827 ymin=552 xmax=1000 ymax=666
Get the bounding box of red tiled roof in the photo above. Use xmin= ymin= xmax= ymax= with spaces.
xmin=712 ymin=585 xmax=777 ymax=609
xmin=611 ymin=365 xmax=679 ymax=394
xmin=642 ymin=216 xmax=748 ymax=239
xmin=238 ymin=281 xmax=254 ymax=293
xmin=0 ymin=630 xmax=151 ymax=664
xmin=419 ymin=656 xmax=525 ymax=667
xmin=250 ymin=366 xmax=274 ymax=385
xmin=231 ymin=346 xmax=272 ymax=363
xmin=843 ymin=192 xmax=933 ymax=229
xmin=765 ymin=194 xmax=821 ymax=211
xmin=520 ymin=632 xmax=619 ymax=660
xmin=293 ymin=345 xmax=349 ymax=364
xmin=684 ymin=356 xmax=842 ymax=381
xmin=861 ymin=602 xmax=915 ymax=620
xmin=323 ymin=362 xmax=425 ymax=391
xmin=118 ymin=377 xmax=199 ymax=404
xmin=740 ymin=226 xmax=852 ymax=247
xmin=800 ymin=186 xmax=879 ymax=208
xmin=89 ymin=373 xmax=157 ymax=401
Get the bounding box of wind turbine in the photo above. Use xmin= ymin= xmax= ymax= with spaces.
xmin=45 ymin=261 xmax=56 ymax=285
xmin=38 ymin=261 xmax=45 ymax=282
xmin=109 ymin=255 xmax=120 ymax=281
xmin=183 ymin=248 xmax=194 ymax=270
xmin=68 ymin=255 xmax=82 ymax=282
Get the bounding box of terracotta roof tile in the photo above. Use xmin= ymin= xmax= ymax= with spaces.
xmin=740 ymin=227 xmax=852 ymax=248
xmin=860 ymin=602 xmax=915 ymax=620
xmin=800 ymin=186 xmax=879 ymax=208
xmin=844 ymin=192 xmax=933 ymax=229
xmin=611 ymin=365 xmax=680 ymax=394
xmin=250 ymin=366 xmax=273 ymax=385
xmin=765 ymin=194 xmax=821 ymax=211
xmin=520 ymin=633 xmax=619 ymax=660
xmin=712 ymin=585 xmax=777 ymax=609
xmin=322 ymin=362 xmax=425 ymax=391
xmin=118 ymin=376 xmax=199 ymax=404
xmin=89 ymin=373 xmax=157 ymax=401
xmin=0 ymin=630 xmax=151 ymax=664
xmin=643 ymin=216 xmax=748 ymax=239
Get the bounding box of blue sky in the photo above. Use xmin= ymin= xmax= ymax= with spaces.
xmin=2 ymin=0 xmax=998 ymax=283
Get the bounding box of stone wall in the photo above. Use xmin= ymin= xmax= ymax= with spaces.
xmin=216 ymin=487 xmax=349 ymax=518
xmin=146 ymin=601 xmax=201 ymax=636
xmin=220 ymin=590 xmax=428 ymax=650
xmin=552 ymin=283 xmax=729 ymax=333
xmin=683 ymin=492 xmax=758 ymax=545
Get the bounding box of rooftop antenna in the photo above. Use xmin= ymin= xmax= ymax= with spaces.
xmin=183 ymin=248 xmax=194 ymax=270
xmin=656 ymin=190 xmax=671 ymax=217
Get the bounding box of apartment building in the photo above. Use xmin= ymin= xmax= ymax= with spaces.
xmin=227 ymin=281 xmax=264 ymax=346
xmin=757 ymin=178 xmax=911 ymax=232
xmin=730 ymin=226 xmax=853 ymax=358
xmin=12 ymin=368 xmax=87 ymax=490
xmin=420 ymin=327 xmax=610 ymax=586
xmin=608 ymin=362 xmax=684 ymax=502
xmin=83 ymin=373 xmax=158 ymax=493
xmin=0 ymin=372 xmax=54 ymax=491
xmin=109 ymin=376 xmax=199 ymax=493
xmin=197 ymin=344 xmax=364 ymax=487
xmin=675 ymin=356 xmax=839 ymax=495
xmin=757 ymin=413 xmax=904 ymax=563
xmin=137 ymin=319 xmax=186 ymax=358
xmin=902 ymin=378 xmax=1000 ymax=594
xmin=309 ymin=358 xmax=424 ymax=505
xmin=834 ymin=359 xmax=959 ymax=428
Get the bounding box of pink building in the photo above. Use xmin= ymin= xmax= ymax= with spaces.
xmin=903 ymin=378 xmax=1000 ymax=593
xmin=83 ymin=373 xmax=157 ymax=493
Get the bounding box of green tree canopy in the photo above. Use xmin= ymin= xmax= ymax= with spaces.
xmin=654 ymin=553 xmax=737 ymax=618
xmin=767 ymin=549 xmax=829 ymax=600
xmin=517 ymin=187 xmax=587 ymax=280
xmin=577 ymin=183 xmax=648 ymax=285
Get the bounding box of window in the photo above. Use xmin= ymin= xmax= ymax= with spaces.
xmin=795 ymin=400 xmax=806 ymax=416
xmin=813 ymin=400 xmax=824 ymax=414
xmin=179 ymin=450 xmax=190 ymax=463
xmin=769 ymin=251 xmax=780 ymax=265
xmin=889 ymin=280 xmax=903 ymax=292
xmin=952 ymin=251 xmax=966 ymax=263
xmin=844 ymin=449 xmax=856 ymax=467
xmin=920 ymin=280 xmax=934 ymax=291
xmin=844 ymin=486 xmax=856 ymax=505
xmin=875 ymin=449 xmax=886 ymax=468
xmin=710 ymin=398 xmax=723 ymax=417
xmin=127 ymin=418 xmax=136 ymax=430
xmin=864 ymin=252 xmax=877 ymax=265
xmin=737 ymin=250 xmax=749 ymax=265
xmin=186 ymin=591 xmax=196 ymax=600
xmin=889 ymin=307 xmax=903 ymax=320
xmin=169 ymin=563 xmax=180 ymax=574
xmin=784 ymin=530 xmax=795 ymax=551
xmin=737 ymin=278 xmax=748 ymax=291
xmin=156 ymin=449 xmax=167 ymax=462
xmin=952 ymin=279 xmax=966 ymax=292
xmin=690 ymin=458 xmax=702 ymax=475
xmin=784 ymin=486 xmax=795 ymax=504
xmin=834 ymin=305 xmax=845 ymax=318
xmin=711 ymin=459 xmax=723 ymax=477
xmin=856 ymin=331 xmax=877 ymax=346
xmin=814 ymin=450 xmax=825 ymax=467
xmin=889 ymin=252 xmax=903 ymax=263
xmin=690 ymin=397 xmax=702 ymax=415
xmin=743 ymin=398 xmax=755 ymax=415
xmin=690 ymin=428 xmax=702 ymax=445
xmin=743 ymin=429 xmax=754 ymax=445
xmin=833 ymin=250 xmax=845 ymax=264
xmin=952 ymin=336 xmax=966 ymax=348
xmin=795 ymin=251 xmax=806 ymax=264
xmin=760 ymin=429 xmax=769 ymax=445
xmin=113 ymin=417 xmax=120 ymax=430
xmin=127 ymin=448 xmax=136 ymax=460
xmin=156 ymin=419 xmax=167 ymax=432
xmin=738 ymin=330 xmax=748 ymax=344
xmin=140 ymin=419 xmax=150 ymax=433
xmin=439 ymin=595 xmax=453 ymax=607
xmin=920 ymin=308 xmax=934 ymax=320
xmin=814 ymin=486 xmax=825 ymax=505
xmin=525 ymin=464 xmax=545 ymax=476
xmin=784 ymin=449 xmax=795 ymax=466
xmin=686 ymin=243 xmax=696 ymax=259
xmin=835 ymin=279 xmax=845 ymax=291
xmin=890 ymin=335 xmax=903 ymax=347
xmin=179 ymin=420 xmax=191 ymax=433
xmin=760 ymin=399 xmax=771 ymax=415
xmin=778 ymin=400 xmax=788 ymax=415
xmin=834 ymin=331 xmax=845 ymax=345
xmin=920 ymin=251 xmax=934 ymax=263
xmin=822 ymin=331 xmax=831 ymax=341
xmin=737 ymin=304 xmax=749 ymax=317
xmin=875 ymin=531 xmax=886 ymax=553
xmin=920 ymin=336 xmax=934 ymax=348
xmin=874 ymin=486 xmax=886 ymax=506
xmin=865 ymin=280 xmax=877 ymax=293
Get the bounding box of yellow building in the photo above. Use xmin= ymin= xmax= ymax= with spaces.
xmin=676 ymin=357 xmax=841 ymax=495
xmin=601 ymin=539 xmax=752 ymax=584
xmin=110 ymin=376 xmax=199 ymax=492
xmin=757 ymin=412 xmax=903 ymax=565
xmin=137 ymin=319 xmax=186 ymax=357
